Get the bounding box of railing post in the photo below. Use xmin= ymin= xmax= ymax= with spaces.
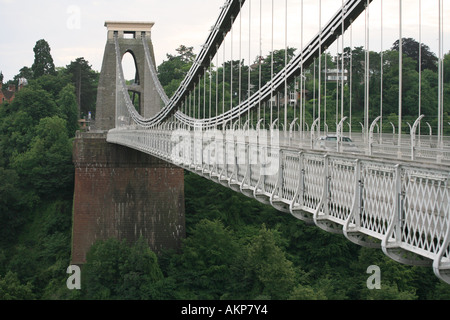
xmin=241 ymin=135 xmax=250 ymax=190
xmin=347 ymin=122 xmax=351 ymax=139
xmin=382 ymin=163 xmax=403 ymax=260
xmin=356 ymin=160 xmax=362 ymax=228
xmin=311 ymin=118 xmax=320 ymax=149
xmin=389 ymin=122 xmax=396 ymax=145
xmin=433 ymin=173 xmax=450 ymax=284
xmin=326 ymin=166 xmax=331 ymax=217
xmin=289 ymin=118 xmax=298 ymax=147
xmin=359 ymin=122 xmax=365 ymax=144
xmin=337 ymin=116 xmax=348 ymax=153
xmin=323 ymin=155 xmax=330 ymax=217
xmin=411 ymin=115 xmax=424 ymax=161
xmin=395 ymin=164 xmax=403 ymax=244
xmin=270 ymin=149 xmax=284 ymax=206
xmin=343 ymin=159 xmax=380 ymax=248
xmin=299 ymin=152 xmax=305 ymax=205
xmin=368 ymin=116 xmax=382 ymax=156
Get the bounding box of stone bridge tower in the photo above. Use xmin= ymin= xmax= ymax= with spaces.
xmin=71 ymin=22 xmax=185 ymax=265
xmin=96 ymin=21 xmax=162 ymax=130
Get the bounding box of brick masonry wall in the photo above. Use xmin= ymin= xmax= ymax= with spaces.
xmin=71 ymin=131 xmax=185 ymax=264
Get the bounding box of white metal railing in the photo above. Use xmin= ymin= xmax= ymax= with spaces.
xmin=107 ymin=127 xmax=450 ymax=284
xmin=105 ymin=0 xmax=450 ymax=285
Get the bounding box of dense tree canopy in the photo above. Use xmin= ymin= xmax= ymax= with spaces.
xmin=0 ymin=37 xmax=449 ymax=301
xmin=82 ymin=238 xmax=164 ymax=300
xmin=11 ymin=116 xmax=74 ymax=199
xmin=157 ymin=45 xmax=196 ymax=98
xmin=392 ymin=37 xmax=438 ymax=72
xmin=0 ymin=39 xmax=99 ymax=300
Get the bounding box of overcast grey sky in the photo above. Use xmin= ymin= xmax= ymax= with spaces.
xmin=0 ymin=0 xmax=224 ymax=80
xmin=0 ymin=0 xmax=448 ymax=82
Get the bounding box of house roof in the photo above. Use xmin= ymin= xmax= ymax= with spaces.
xmin=1 ymin=88 xmax=15 ymax=101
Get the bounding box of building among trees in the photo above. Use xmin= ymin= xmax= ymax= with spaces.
xmin=0 ymin=78 xmax=28 ymax=104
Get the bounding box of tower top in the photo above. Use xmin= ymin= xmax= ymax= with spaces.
xmin=105 ymin=21 xmax=155 ymax=39
xmin=105 ymin=21 xmax=155 ymax=32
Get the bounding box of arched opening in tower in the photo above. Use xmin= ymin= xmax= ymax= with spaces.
xmin=122 ymin=51 xmax=141 ymax=114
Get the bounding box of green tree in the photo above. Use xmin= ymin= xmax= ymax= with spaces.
xmin=8 ymin=86 xmax=58 ymax=124
xmin=0 ymin=271 xmax=35 ymax=300
xmin=254 ymin=48 xmax=297 ymax=86
xmin=0 ymin=110 xmax=35 ymax=167
xmin=82 ymin=238 xmax=164 ymax=300
xmin=157 ymin=45 xmax=196 ymax=97
xmin=444 ymin=52 xmax=450 ymax=83
xmin=289 ymin=284 xmax=327 ymax=300
xmin=392 ymin=38 xmax=438 ymax=72
xmin=243 ymin=225 xmax=296 ymax=300
xmin=31 ymin=39 xmax=56 ymax=79
xmin=381 ymin=50 xmax=421 ymax=118
xmin=29 ymin=72 xmax=71 ymax=101
xmin=65 ymin=58 xmax=99 ymax=118
xmin=11 ymin=116 xmax=73 ymax=200
xmin=175 ymin=219 xmax=241 ymax=299
xmin=0 ymin=72 xmax=74 ymax=167
xmin=57 ymin=84 xmax=79 ymax=137
xmin=356 ymin=247 xmax=422 ymax=298
xmin=0 ymin=168 xmax=25 ymax=244
xmin=14 ymin=66 xmax=33 ymax=83
xmin=428 ymin=281 xmax=450 ymax=300
xmin=364 ymin=282 xmax=417 ymax=300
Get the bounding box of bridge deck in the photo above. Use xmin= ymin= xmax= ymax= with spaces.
xmin=107 ymin=127 xmax=450 ymax=284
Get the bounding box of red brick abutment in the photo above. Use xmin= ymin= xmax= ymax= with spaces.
xmin=71 ymin=131 xmax=185 ymax=264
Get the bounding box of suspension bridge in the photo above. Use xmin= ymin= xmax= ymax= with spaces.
xmin=73 ymin=0 xmax=450 ymax=285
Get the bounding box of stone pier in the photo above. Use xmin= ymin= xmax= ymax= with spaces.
xmin=71 ymin=131 xmax=185 ymax=264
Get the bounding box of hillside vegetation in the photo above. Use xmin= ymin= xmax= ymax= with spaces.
xmin=1 ymin=39 xmax=450 ymax=300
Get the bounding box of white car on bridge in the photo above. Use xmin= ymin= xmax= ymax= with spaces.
xmin=315 ymin=135 xmax=360 ymax=153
